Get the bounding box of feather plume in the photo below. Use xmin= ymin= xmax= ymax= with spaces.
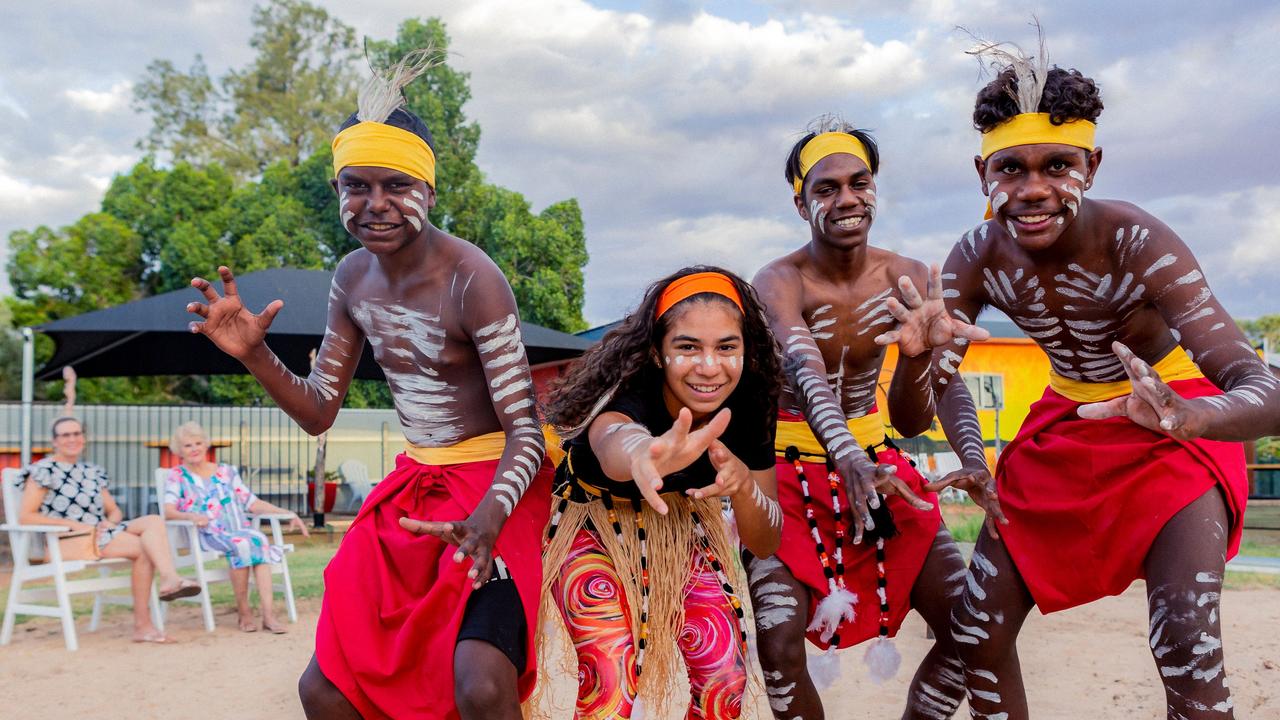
xmin=805 ymin=586 xmax=856 ymax=643
xmin=806 ymin=112 xmax=859 ymax=136
xmin=808 ymin=647 xmax=842 ymax=690
xmin=357 ymin=46 xmax=446 ymax=124
xmin=862 ymin=636 xmax=901 ymax=684
xmin=965 ymin=19 xmax=1050 ymax=115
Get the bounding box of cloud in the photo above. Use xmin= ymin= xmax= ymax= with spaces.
xmin=64 ymin=81 xmax=134 ymax=115
xmin=2 ymin=0 xmax=1278 ymax=329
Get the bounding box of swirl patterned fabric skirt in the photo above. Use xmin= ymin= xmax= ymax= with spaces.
xmin=552 ymin=529 xmax=746 ymax=719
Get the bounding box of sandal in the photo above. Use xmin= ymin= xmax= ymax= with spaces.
xmin=238 ymin=616 xmax=258 ymax=633
xmin=132 ymin=631 xmax=178 ymax=644
xmin=262 ymin=619 xmax=288 ymax=635
xmin=158 ymin=579 xmax=201 ymax=602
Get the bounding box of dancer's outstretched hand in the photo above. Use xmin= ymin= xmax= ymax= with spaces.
xmin=187 ymin=266 xmax=284 ymax=360
xmin=1078 ymin=342 xmax=1208 ymax=440
xmin=399 ymin=514 xmax=500 ymax=589
xmin=834 ymin=455 xmax=895 ymax=545
xmin=686 ymin=438 xmax=750 ymax=500
xmin=630 ymin=407 xmax=731 ymax=514
xmin=925 ymin=464 xmax=1007 ymax=539
xmin=874 ymin=467 xmax=935 ymax=513
xmin=875 ymin=264 xmax=990 ymax=357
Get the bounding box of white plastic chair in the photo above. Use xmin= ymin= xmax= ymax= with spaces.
xmin=336 ymin=459 xmax=372 ymax=513
xmin=1 ymin=468 xmax=162 ymax=651
xmin=154 ymin=467 xmax=299 ymax=627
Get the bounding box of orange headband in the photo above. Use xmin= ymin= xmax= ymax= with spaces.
xmin=656 ymin=272 xmax=744 ymax=319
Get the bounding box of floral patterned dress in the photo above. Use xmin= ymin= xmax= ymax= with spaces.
xmin=165 ymin=464 xmax=281 ymax=569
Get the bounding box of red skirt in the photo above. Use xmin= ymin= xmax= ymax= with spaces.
xmin=315 ymin=453 xmax=553 ymax=719
xmin=995 ymin=378 xmax=1247 ymax=613
xmin=774 ymin=448 xmax=942 ymax=650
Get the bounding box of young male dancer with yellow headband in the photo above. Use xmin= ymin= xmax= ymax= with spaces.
xmin=748 ymin=118 xmax=989 ymax=719
xmin=918 ymin=43 xmax=1275 ymax=719
xmin=186 ymin=51 xmax=552 ymax=720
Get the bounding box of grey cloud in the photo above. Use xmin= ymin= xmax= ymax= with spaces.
xmin=3 ymin=0 xmax=1278 ymax=327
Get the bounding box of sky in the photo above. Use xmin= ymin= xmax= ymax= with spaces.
xmin=2 ymin=0 xmax=1277 ymax=327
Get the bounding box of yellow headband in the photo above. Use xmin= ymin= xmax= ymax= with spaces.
xmin=979 ymin=112 xmax=1096 ymax=160
xmin=980 ymin=113 xmax=1097 ymax=218
xmin=332 ymin=121 xmax=437 ymax=187
xmin=793 ymin=132 xmax=872 ymax=195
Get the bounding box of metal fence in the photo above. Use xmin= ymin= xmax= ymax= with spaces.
xmin=1 ymin=401 xmax=404 ymax=519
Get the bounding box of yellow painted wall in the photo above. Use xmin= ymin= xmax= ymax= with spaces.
xmin=876 ymin=339 xmax=1050 ymax=444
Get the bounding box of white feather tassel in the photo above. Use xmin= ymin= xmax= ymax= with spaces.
xmin=862 ymin=636 xmax=901 ymax=684
xmin=807 ymin=647 xmax=842 ymax=690
xmin=805 ymin=587 xmax=856 ymax=643
xmin=965 ymin=21 xmax=1051 ymax=116
xmin=631 ymin=696 xmax=646 ymax=720
xmin=357 ymin=47 xmax=445 ymax=124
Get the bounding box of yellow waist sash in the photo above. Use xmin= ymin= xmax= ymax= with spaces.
xmin=1048 ymin=346 xmax=1203 ymax=403
xmin=406 ymin=426 xmax=562 ymax=466
xmin=775 ymin=412 xmax=887 ymax=457
xmin=406 ymin=431 xmax=507 ymax=466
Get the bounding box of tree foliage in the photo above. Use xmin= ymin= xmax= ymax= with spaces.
xmin=133 ymin=0 xmax=358 ymax=178
xmin=4 ymin=2 xmax=587 ymax=404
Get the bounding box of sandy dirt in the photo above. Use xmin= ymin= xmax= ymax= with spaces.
xmin=1 ymin=585 xmax=1276 ymax=719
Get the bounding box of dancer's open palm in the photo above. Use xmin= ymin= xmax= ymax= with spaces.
xmin=1078 ymin=342 xmax=1208 ymax=440
xmin=631 ymin=407 xmax=731 ymax=514
xmin=187 ymin=266 xmax=284 ymax=360
xmin=875 ymin=264 xmax=990 ymax=357
xmin=398 ymin=515 xmax=500 ymax=589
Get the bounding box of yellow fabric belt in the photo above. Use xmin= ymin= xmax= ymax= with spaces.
xmin=774 ymin=412 xmax=887 ymax=457
xmin=1048 ymin=346 xmax=1203 ymax=403
xmin=406 ymin=426 xmax=563 ymax=466
xmin=405 ymin=431 xmax=507 ymax=465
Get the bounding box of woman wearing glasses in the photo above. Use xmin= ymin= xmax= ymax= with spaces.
xmin=18 ymin=416 xmax=200 ymax=643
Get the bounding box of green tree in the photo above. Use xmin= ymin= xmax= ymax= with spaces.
xmin=8 ymin=6 xmax=589 ymax=405
xmin=133 ymin=0 xmax=358 ymax=178
xmin=365 ymin=19 xmax=588 ymax=331
xmin=0 ymin=303 xmax=23 ymax=400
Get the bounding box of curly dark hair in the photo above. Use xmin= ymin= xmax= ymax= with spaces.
xmin=784 ymin=124 xmax=880 ymax=197
xmin=546 ymin=266 xmax=783 ymax=436
xmin=973 ymin=66 xmax=1103 ymax=132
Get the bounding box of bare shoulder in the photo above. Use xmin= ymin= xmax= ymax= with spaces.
xmin=1089 ymin=199 xmax=1189 ymax=269
xmin=873 ymin=247 xmax=928 ymax=284
xmin=333 ymin=250 xmax=371 ymax=288
xmin=753 ymin=249 xmax=807 ymax=295
xmin=953 ymin=220 xmax=1000 ymax=266
xmin=445 ymin=234 xmax=511 ymax=293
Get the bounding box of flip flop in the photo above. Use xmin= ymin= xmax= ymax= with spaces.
xmin=158 ymin=579 xmax=201 ymax=602
xmin=262 ymin=621 xmax=288 ymax=635
xmin=239 ymin=617 xmax=258 ymax=633
xmin=132 ymin=632 xmax=178 ymax=644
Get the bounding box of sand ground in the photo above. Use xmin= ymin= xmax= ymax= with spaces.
xmin=1 ymin=584 xmax=1276 ymax=719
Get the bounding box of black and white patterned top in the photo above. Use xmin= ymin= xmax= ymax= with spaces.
xmin=19 ymin=458 xmax=127 ymax=549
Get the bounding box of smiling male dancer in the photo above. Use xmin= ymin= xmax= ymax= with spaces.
xmin=186 ymin=51 xmax=551 ymax=720
xmin=748 ymin=118 xmax=989 ymax=720
xmin=924 ymin=40 xmax=1276 ymax=719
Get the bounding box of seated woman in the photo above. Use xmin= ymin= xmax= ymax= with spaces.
xmin=19 ymin=417 xmax=201 ymax=644
xmin=163 ymin=421 xmax=308 ymax=634
xmin=539 ymin=267 xmax=783 ymax=719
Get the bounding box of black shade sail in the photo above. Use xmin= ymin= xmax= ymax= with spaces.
xmin=35 ymin=268 xmax=592 ymax=381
